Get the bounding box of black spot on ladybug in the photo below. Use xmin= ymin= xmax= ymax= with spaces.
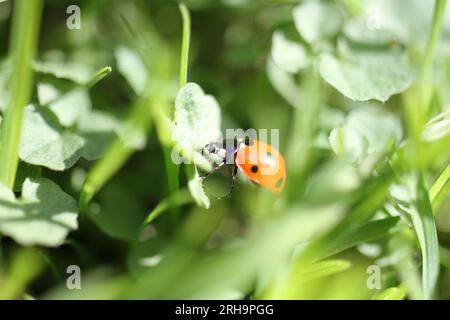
xmin=275 ymin=177 xmax=283 ymax=188
xmin=251 ymin=165 xmax=258 ymax=173
xmin=244 ymin=136 xmax=254 ymax=146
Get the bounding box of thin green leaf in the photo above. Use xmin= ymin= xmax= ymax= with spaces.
xmin=410 ymin=177 xmax=439 ymax=299
xmin=374 ymin=286 xmax=406 ymax=300
xmin=0 ymin=0 xmax=43 ymax=188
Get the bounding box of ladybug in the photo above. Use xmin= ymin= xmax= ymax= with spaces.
xmin=200 ymin=137 xmax=286 ymax=195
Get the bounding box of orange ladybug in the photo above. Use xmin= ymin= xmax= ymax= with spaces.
xmin=201 ymin=137 xmax=286 ymax=194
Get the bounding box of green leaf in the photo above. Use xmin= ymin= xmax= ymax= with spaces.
xmin=116 ymin=46 xmax=149 ymax=96
xmin=429 ymin=163 xmax=450 ymax=209
xmin=37 ymin=82 xmax=60 ymax=106
xmin=187 ymin=166 xmax=210 ymax=209
xmin=343 ymin=17 xmax=397 ymax=46
xmin=298 ymin=259 xmax=352 ymax=282
xmin=0 ymin=177 xmax=78 ymax=247
xmin=411 ymin=177 xmax=439 ymax=299
xmin=422 ymin=111 xmax=450 ymax=143
xmin=172 ymin=83 xmax=221 ymax=172
xmin=293 ymin=0 xmax=345 ymax=44
xmin=78 ymin=110 xmax=121 ymax=161
xmin=173 ymin=82 xmax=221 ymax=150
xmin=19 ymin=105 xmax=85 ymax=170
xmin=374 ymin=286 xmax=406 ymax=300
xmin=33 ymin=53 xmax=93 ymax=85
xmin=266 ymin=59 xmax=300 ymax=108
xmin=316 ymin=217 xmax=400 ymax=260
xmin=271 ymin=31 xmax=310 ymax=73
xmin=329 ymin=106 xmax=402 ymax=162
xmin=48 ymin=87 xmax=91 ymax=127
xmin=319 ymin=51 xmax=414 ymax=102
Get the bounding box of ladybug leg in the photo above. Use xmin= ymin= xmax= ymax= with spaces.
xmin=199 ymin=159 xmax=226 ymax=182
xmin=225 ymin=165 xmax=238 ymax=197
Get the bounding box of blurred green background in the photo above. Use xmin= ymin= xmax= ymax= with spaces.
xmin=0 ymin=0 xmax=449 ymax=300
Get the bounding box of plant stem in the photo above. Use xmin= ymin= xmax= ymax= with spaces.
xmin=0 ymin=0 xmax=43 ymax=189
xmin=429 ymin=163 xmax=450 ymax=210
xmin=179 ymin=3 xmax=191 ymax=87
xmin=86 ymin=66 xmax=112 ymax=88
xmin=421 ymin=0 xmax=448 ymax=90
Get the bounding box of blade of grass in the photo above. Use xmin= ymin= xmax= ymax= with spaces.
xmin=0 ymin=0 xmax=43 ymax=189
xmin=429 ymin=163 xmax=450 ymax=210
xmin=374 ymin=285 xmax=406 ymax=300
xmin=316 ymin=217 xmax=400 ymax=260
xmin=410 ymin=175 xmax=439 ymax=299
xmin=179 ymin=3 xmax=190 ymax=87
xmin=297 ymin=259 xmax=352 ymax=282
xmin=162 ymin=2 xmax=191 ymax=223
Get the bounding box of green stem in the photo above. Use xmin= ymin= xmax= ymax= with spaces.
xmin=429 ymin=163 xmax=450 ymax=210
xmin=86 ymin=66 xmax=112 ymax=88
xmin=179 ymin=3 xmax=191 ymax=87
xmin=0 ymin=0 xmax=43 ymax=189
xmin=421 ymin=0 xmax=448 ymax=89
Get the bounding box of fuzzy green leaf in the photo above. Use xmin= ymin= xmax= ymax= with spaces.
xmin=319 ymin=51 xmax=414 ymax=102
xmin=0 ymin=177 xmax=78 ymax=246
xmin=47 ymin=87 xmax=91 ymax=127
xmin=19 ymin=105 xmax=85 ymax=170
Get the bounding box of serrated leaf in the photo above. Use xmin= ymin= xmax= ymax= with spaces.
xmin=293 ymin=0 xmax=345 ymax=44
xmin=271 ymin=31 xmax=310 ymax=73
xmin=48 ymin=87 xmax=91 ymax=127
xmin=116 ymin=46 xmax=149 ymax=96
xmin=19 ymin=105 xmax=85 ymax=170
xmin=0 ymin=177 xmax=78 ymax=247
xmin=319 ymin=52 xmax=414 ymax=102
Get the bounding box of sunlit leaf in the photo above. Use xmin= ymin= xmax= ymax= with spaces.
xmin=19 ymin=105 xmax=85 ymax=170
xmin=374 ymin=286 xmax=406 ymax=300
xmin=0 ymin=177 xmax=78 ymax=247
xmin=319 ymin=51 xmax=414 ymax=102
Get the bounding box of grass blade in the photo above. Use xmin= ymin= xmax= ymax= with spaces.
xmin=0 ymin=0 xmax=43 ymax=188
xmin=316 ymin=217 xmax=400 ymax=260
xmin=410 ymin=176 xmax=439 ymax=299
xmin=429 ymin=163 xmax=450 ymax=210
xmin=374 ymin=286 xmax=406 ymax=300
